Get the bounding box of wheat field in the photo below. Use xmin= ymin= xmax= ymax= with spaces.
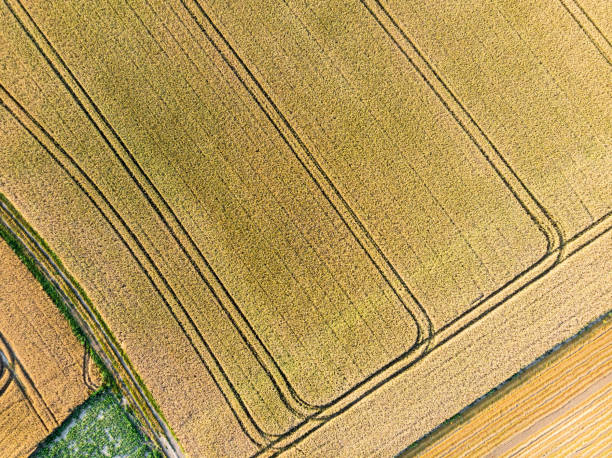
xmin=0 ymin=0 xmax=610 ymax=455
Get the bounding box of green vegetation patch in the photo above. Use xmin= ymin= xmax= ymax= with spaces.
xmin=33 ymin=390 xmax=158 ymax=457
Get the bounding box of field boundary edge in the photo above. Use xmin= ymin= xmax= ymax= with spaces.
xmin=0 ymin=192 xmax=181 ymax=457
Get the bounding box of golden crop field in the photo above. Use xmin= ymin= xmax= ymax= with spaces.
xmin=0 ymin=0 xmax=610 ymax=455
xmin=409 ymin=315 xmax=612 ymax=457
xmin=0 ymin=236 xmax=100 ymax=456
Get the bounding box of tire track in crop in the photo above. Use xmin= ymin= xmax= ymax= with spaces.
xmin=5 ymin=0 xmax=325 ymax=423
xmin=557 ymin=0 xmax=612 ymax=65
xmin=0 ymin=332 xmax=15 ymax=399
xmin=0 ymin=374 xmax=48 ymax=433
xmin=0 ymin=86 xmax=271 ymax=446
xmin=0 ymin=331 xmax=55 ymax=432
xmin=181 ymin=0 xmax=433 ymax=346
xmin=361 ymin=0 xmax=563 ymax=256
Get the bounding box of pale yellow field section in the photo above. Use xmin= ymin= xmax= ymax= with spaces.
xmin=0 ymin=237 xmax=99 ymax=456
xmin=0 ymin=0 xmax=610 ymax=455
xmin=411 ymin=317 xmax=612 ymax=457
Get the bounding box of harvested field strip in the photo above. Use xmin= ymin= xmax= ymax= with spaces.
xmin=457 ymin=346 xmax=611 ymax=455
xmin=197 ymin=0 xmax=550 ymax=329
xmin=410 ymin=315 xmax=612 ymax=457
xmin=381 ymin=0 xmax=612 ymax=239
xmin=0 ymin=193 xmax=178 ymax=456
xmin=513 ymin=387 xmax=612 ymax=456
xmin=503 ymin=377 xmax=611 ymax=456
